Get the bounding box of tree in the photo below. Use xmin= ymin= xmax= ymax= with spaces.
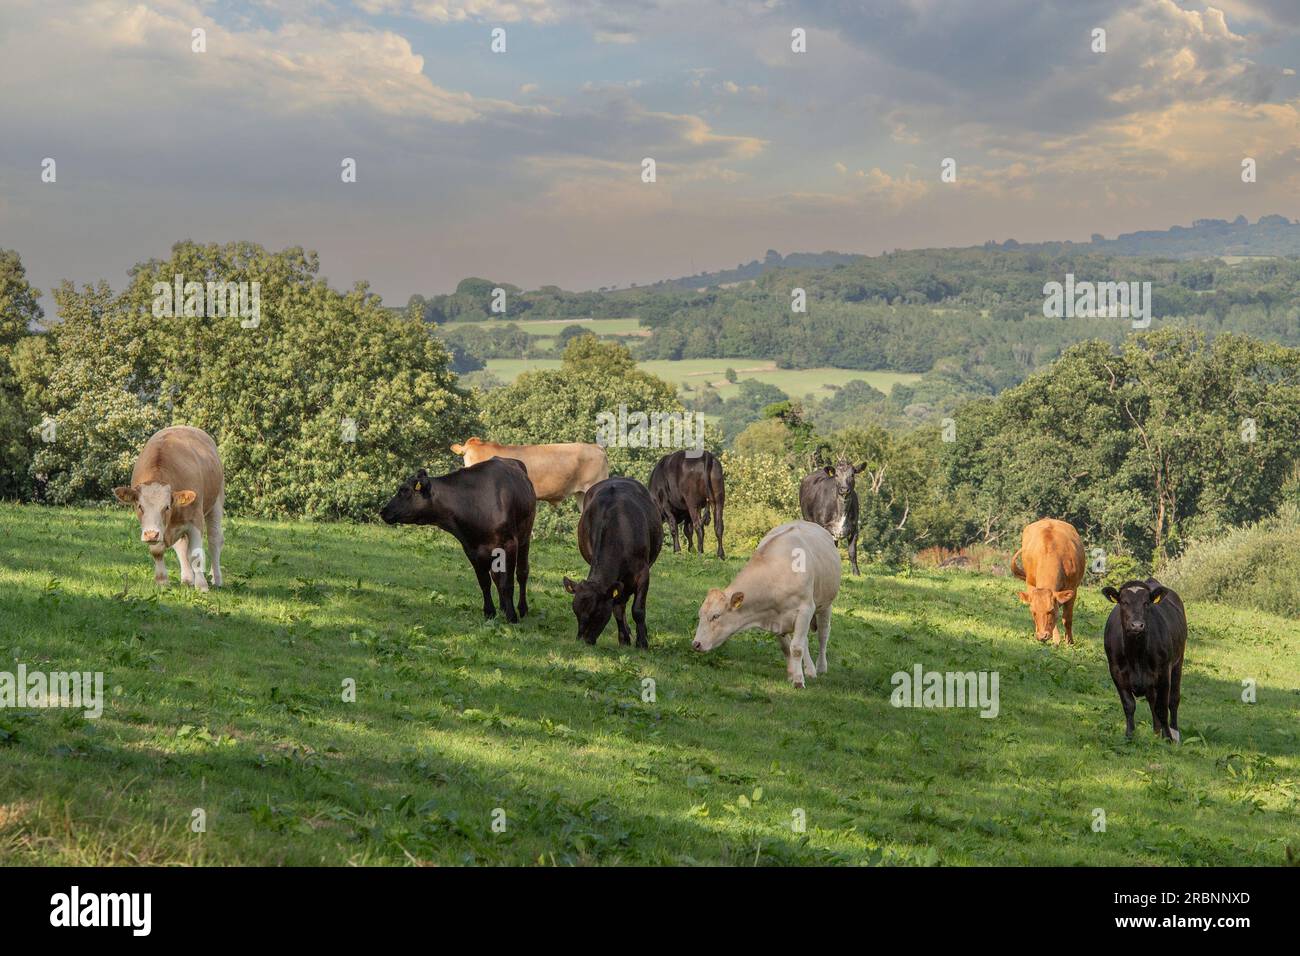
xmin=0 ymin=250 xmax=44 ymax=498
xmin=28 ymin=241 xmax=478 ymax=518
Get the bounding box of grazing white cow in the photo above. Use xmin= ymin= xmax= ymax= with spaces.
xmin=692 ymin=520 xmax=842 ymax=688
xmin=113 ymin=426 xmax=225 ymax=591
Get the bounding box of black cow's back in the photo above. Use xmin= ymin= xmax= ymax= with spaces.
xmin=579 ymin=477 xmax=663 ymax=571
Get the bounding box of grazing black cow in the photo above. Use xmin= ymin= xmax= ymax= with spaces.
xmin=648 ymin=449 xmax=726 ymax=559
xmin=563 ymin=477 xmax=663 ymax=647
xmin=1102 ymin=579 xmax=1188 ymax=742
xmin=380 ymin=457 xmax=536 ymax=622
xmin=799 ymin=457 xmax=865 ymax=575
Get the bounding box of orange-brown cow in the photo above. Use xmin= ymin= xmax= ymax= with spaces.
xmin=1011 ymin=518 xmax=1085 ymax=645
xmin=450 ymin=437 xmax=608 ymax=508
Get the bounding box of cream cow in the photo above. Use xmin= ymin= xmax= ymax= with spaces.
xmin=692 ymin=520 xmax=842 ymax=688
xmin=113 ymin=426 xmax=225 ymax=591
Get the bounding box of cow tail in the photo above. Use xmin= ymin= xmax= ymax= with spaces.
xmin=1010 ymin=548 xmax=1026 ymax=581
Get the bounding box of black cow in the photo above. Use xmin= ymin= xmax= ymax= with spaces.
xmin=799 ymin=457 xmax=865 ymax=575
xmin=563 ymin=477 xmax=663 ymax=647
xmin=380 ymin=457 xmax=536 ymax=622
xmin=648 ymin=449 xmax=726 ymax=559
xmin=1102 ymin=579 xmax=1188 ymax=742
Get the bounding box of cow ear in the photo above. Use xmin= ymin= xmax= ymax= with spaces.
xmin=1149 ymin=586 xmax=1167 ymax=605
xmin=113 ymin=485 xmax=138 ymax=504
xmin=417 ymin=468 xmax=429 ymax=479
xmin=854 ymin=461 xmax=867 ymax=474
xmin=1054 ymin=589 xmax=1075 ymax=605
xmin=729 ymin=591 xmax=744 ymax=610
xmin=172 ymin=489 xmax=197 ymax=507
xmin=1102 ymin=586 xmax=1120 ymax=604
xmin=1018 ymin=591 xmax=1030 ymax=605
xmin=563 ymin=576 xmax=577 ymax=594
xmin=450 ymin=444 xmax=464 ymax=455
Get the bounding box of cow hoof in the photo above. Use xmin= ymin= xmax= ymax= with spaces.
xmin=792 ymin=681 xmax=805 ymax=690
xmin=1170 ymin=729 xmax=1181 ymax=744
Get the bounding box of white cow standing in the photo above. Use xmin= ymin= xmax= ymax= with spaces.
xmin=692 ymin=520 xmax=842 ymax=688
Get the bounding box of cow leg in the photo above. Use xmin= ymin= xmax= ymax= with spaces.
xmin=470 ymin=556 xmax=497 ymax=619
xmin=788 ymin=605 xmax=815 ymax=688
xmin=1168 ymin=662 xmax=1182 ymax=743
xmin=150 ymin=544 xmax=168 ymax=586
xmin=206 ymin=499 xmax=224 ymax=588
xmin=713 ymin=501 xmax=725 ymax=559
xmin=612 ymin=598 xmax=632 ymax=646
xmin=1062 ymin=597 xmax=1075 ymax=646
xmin=815 ymin=605 xmax=831 ymax=675
xmin=667 ymin=514 xmax=681 ymax=554
xmin=493 ymin=547 xmax=518 ymax=624
xmin=1148 ymin=677 xmax=1171 ymax=739
xmin=172 ymin=532 xmax=195 ymax=587
xmin=632 ymin=573 xmax=650 ymax=649
xmin=778 ymin=634 xmax=799 ymax=687
xmin=1117 ymin=683 xmax=1137 ymax=738
xmin=847 ymin=528 xmax=860 ymax=576
xmin=515 ymin=538 xmax=530 ymax=619
xmin=188 ymin=522 xmax=210 ymax=592
xmin=688 ymin=505 xmax=705 ymax=555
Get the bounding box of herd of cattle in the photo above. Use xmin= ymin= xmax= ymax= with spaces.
xmin=112 ymin=426 xmax=1189 ymax=739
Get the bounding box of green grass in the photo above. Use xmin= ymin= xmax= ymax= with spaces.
xmin=485 ymin=358 xmax=921 ymax=401
xmin=1 ymin=503 xmax=1297 ymax=865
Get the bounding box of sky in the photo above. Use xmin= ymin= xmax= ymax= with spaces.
xmin=1 ymin=0 xmax=1299 ymax=304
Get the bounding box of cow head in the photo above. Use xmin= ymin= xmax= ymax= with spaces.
xmin=1018 ymin=586 xmax=1076 ymax=642
xmin=1102 ymin=581 xmax=1168 ymax=639
xmin=825 ymin=457 xmax=866 ymax=497
xmin=114 ymin=483 xmax=196 ymax=549
xmin=449 ymin=437 xmax=486 ymax=464
xmin=563 ymin=576 xmax=619 ymax=645
xmin=692 ymin=587 xmax=745 ymax=652
xmin=380 ymin=469 xmax=436 ymax=525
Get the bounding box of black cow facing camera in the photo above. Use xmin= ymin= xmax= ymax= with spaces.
xmin=799 ymin=457 xmax=865 ymax=574
xmin=380 ymin=457 xmax=536 ymax=622
xmin=1102 ymin=579 xmax=1187 ymax=742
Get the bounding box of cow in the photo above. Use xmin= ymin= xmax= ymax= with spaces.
xmin=1011 ymin=518 xmax=1085 ymax=645
xmin=380 ymin=457 xmax=536 ymax=622
xmin=1102 ymin=579 xmax=1187 ymax=742
xmin=113 ymin=425 xmax=224 ymax=592
xmin=563 ymin=477 xmax=663 ymax=647
xmin=692 ymin=520 xmax=841 ymax=688
xmin=799 ymin=457 xmax=864 ymax=575
xmin=648 ymin=449 xmax=726 ymax=559
xmin=450 ymin=437 xmax=608 ymax=509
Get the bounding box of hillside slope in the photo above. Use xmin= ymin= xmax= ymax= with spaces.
xmin=0 ymin=505 xmax=1296 ymax=865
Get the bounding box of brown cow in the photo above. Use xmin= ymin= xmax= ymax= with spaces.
xmin=1011 ymin=518 xmax=1084 ymax=645
xmin=113 ymin=425 xmax=225 ymax=591
xmin=450 ymin=437 xmax=608 ymax=508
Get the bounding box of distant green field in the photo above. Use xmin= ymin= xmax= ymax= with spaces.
xmin=2 ymin=504 xmax=1296 ymax=865
xmin=484 ymin=358 xmax=921 ymax=400
xmin=447 ymin=317 xmax=646 ymax=336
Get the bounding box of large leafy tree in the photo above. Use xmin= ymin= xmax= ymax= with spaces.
xmin=0 ymin=250 xmax=44 ymax=498
xmin=29 ymin=241 xmax=478 ymax=519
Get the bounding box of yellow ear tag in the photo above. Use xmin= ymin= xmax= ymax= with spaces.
xmin=1151 ymin=592 xmax=1162 ymax=604
xmin=611 ymin=586 xmax=620 ymax=598
xmin=414 ymin=482 xmax=423 ymax=492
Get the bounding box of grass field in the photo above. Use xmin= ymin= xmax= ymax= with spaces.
xmin=485 ymin=358 xmax=921 ymax=401
xmin=1 ymin=504 xmax=1297 ymax=865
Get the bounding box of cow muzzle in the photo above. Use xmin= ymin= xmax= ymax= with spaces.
xmin=142 ymin=529 xmax=162 ymax=543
